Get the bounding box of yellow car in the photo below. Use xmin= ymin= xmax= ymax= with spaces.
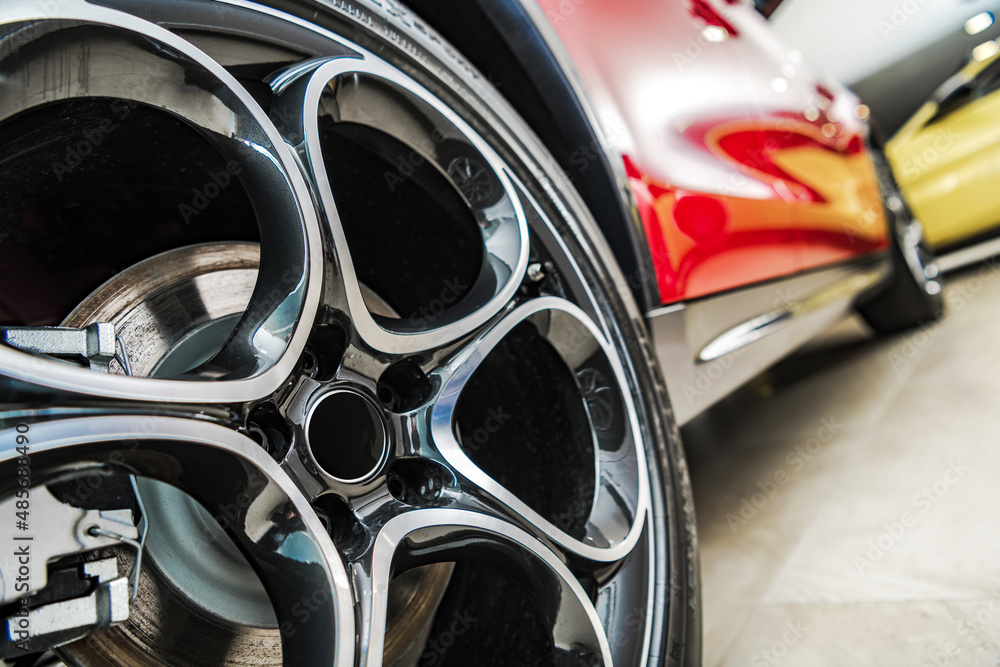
xmin=888 ymin=51 xmax=1000 ymax=263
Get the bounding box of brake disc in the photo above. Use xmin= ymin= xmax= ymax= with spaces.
xmin=57 ymin=242 xmax=452 ymax=667
xmin=0 ymin=1 xmax=689 ymax=665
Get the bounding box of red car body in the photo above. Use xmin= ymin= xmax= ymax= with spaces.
xmin=539 ymin=0 xmax=890 ymax=304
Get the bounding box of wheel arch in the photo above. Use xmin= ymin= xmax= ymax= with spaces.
xmin=391 ymin=0 xmax=661 ymax=312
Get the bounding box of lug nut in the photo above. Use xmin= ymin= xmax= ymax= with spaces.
xmin=247 ymin=402 xmax=292 ymax=461
xmin=377 ymin=358 xmax=432 ymax=412
xmin=527 ymin=262 xmax=546 ymax=282
xmin=388 ymin=459 xmax=452 ymax=505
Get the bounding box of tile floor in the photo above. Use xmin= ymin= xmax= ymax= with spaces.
xmin=683 ymin=264 xmax=1000 ymax=667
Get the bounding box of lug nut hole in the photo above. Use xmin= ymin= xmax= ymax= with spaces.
xmin=387 ymin=459 xmax=452 ymax=506
xmin=247 ymin=402 xmax=292 ymax=461
xmin=377 ymin=358 xmax=432 ymax=412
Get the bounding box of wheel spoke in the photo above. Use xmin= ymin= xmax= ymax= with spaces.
xmin=0 ymin=416 xmax=354 ymax=667
xmin=269 ymin=55 xmax=529 ymax=354
xmin=0 ymin=1 xmax=323 ymax=403
xmin=353 ymin=508 xmax=613 ymax=667
xmin=348 ymin=543 xmax=393 ymax=667
xmin=0 ymin=2 xmax=668 ymax=663
xmin=428 ymin=297 xmax=650 ymax=564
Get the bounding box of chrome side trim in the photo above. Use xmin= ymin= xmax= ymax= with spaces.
xmin=937 ymin=236 xmax=1000 ymax=273
xmin=650 ymin=257 xmax=890 ymax=425
xmin=697 ymin=269 xmax=885 ymax=363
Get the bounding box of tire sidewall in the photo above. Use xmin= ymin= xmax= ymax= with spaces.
xmin=266 ymin=1 xmax=701 ymax=663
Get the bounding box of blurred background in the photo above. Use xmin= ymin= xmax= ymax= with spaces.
xmin=683 ymin=2 xmax=1000 ymax=665
xmin=767 ymin=0 xmax=1000 ymax=133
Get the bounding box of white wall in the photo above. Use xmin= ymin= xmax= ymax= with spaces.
xmin=771 ymin=0 xmax=1000 ymax=84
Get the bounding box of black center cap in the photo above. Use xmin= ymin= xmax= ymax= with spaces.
xmin=307 ymin=389 xmax=388 ymax=482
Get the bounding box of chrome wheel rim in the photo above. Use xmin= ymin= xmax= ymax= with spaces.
xmin=0 ymin=2 xmax=663 ymax=666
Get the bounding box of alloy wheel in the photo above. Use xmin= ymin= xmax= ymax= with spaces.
xmin=0 ymin=1 xmax=696 ymax=665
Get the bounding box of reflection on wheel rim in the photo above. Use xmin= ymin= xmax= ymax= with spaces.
xmin=0 ymin=2 xmax=661 ymax=666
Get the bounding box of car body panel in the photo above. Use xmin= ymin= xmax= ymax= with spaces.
xmin=889 ymin=52 xmax=1000 ymax=251
xmin=538 ymin=0 xmax=890 ymax=304
xmin=398 ymin=0 xmax=665 ymax=311
xmin=650 ymin=255 xmax=889 ymax=424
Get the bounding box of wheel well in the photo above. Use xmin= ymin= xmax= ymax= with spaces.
xmin=395 ymin=0 xmax=659 ymax=311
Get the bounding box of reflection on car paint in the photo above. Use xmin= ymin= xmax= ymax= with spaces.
xmin=539 ymin=0 xmax=889 ymax=303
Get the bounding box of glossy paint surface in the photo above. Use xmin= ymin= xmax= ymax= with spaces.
xmin=540 ymin=0 xmax=889 ymax=303
xmin=889 ymin=52 xmax=1000 ymax=250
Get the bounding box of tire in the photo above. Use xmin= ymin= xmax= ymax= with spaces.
xmin=0 ymin=2 xmax=699 ymax=667
xmin=858 ymin=145 xmax=944 ymax=334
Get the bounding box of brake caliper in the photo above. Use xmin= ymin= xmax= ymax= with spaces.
xmin=0 ymin=486 xmax=140 ymax=658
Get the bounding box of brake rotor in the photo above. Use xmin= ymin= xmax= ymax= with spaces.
xmin=57 ymin=241 xmax=452 ymax=667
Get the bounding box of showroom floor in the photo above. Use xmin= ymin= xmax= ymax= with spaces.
xmin=684 ymin=264 xmax=1000 ymax=666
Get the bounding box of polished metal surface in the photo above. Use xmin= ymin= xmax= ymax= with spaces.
xmin=62 ymin=243 xmax=260 ymax=378
xmin=431 ymin=297 xmax=649 ymax=563
xmin=650 ymin=257 xmax=891 ymax=425
xmin=3 ymin=559 xmax=130 ymax=660
xmin=0 ymin=0 xmax=667 ymax=665
xmin=0 ymin=417 xmax=354 ymax=666
xmin=0 ymin=488 xmax=136 ymax=603
xmin=359 ymin=508 xmax=615 ymax=667
xmin=895 ymin=210 xmax=944 ymax=297
xmin=872 ymin=146 xmax=943 ymax=297
xmin=0 ymin=0 xmax=323 ymax=404
xmin=936 ymin=236 xmax=1000 ymax=272
xmin=697 ymin=270 xmax=886 ymax=363
xmin=0 ymin=323 xmax=116 ymax=372
xmin=269 ymin=55 xmax=530 ymax=354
